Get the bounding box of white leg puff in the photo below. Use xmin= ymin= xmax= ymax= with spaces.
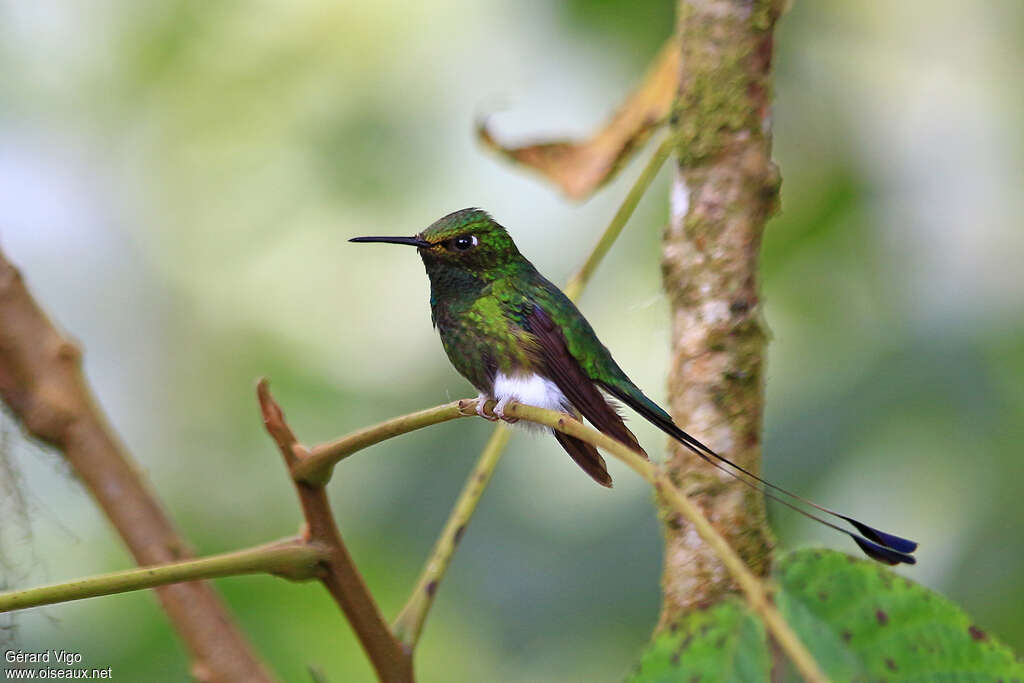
xmin=492 ymin=372 xmax=568 ymax=431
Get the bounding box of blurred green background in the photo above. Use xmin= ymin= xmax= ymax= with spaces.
xmin=1 ymin=1 xmax=1022 ymax=680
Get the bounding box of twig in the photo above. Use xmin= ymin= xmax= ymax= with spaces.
xmin=564 ymin=131 xmax=676 ymax=300
xmin=293 ymin=401 xmax=468 ymax=485
xmin=391 ymin=424 xmax=512 ymax=648
xmin=499 ymin=401 xmax=828 ymax=683
xmin=0 ymin=248 xmax=273 ymax=683
xmin=257 ymin=381 xmax=414 ymax=683
xmin=390 ymin=133 xmax=677 ymax=649
xmin=0 ymin=539 xmax=326 ymax=613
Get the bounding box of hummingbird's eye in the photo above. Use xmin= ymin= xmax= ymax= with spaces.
xmin=448 ymin=235 xmax=478 ymax=252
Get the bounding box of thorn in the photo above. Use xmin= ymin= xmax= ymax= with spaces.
xmin=56 ymin=341 xmax=81 ymax=363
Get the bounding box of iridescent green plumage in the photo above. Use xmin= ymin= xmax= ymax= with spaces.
xmin=417 ymin=209 xmax=661 ymax=415
xmin=419 ymin=212 xmax=629 ymax=399
xmin=350 ymin=209 xmax=918 ymax=563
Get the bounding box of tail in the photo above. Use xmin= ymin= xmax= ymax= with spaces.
xmin=552 ymin=429 xmax=613 ymax=488
xmin=603 ymin=383 xmax=918 ymax=565
xmin=549 ymin=396 xmax=646 ymax=488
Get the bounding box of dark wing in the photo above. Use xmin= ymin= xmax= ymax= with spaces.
xmin=525 ymin=304 xmax=646 ymax=459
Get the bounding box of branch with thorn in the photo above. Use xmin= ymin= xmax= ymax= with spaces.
xmin=269 ymin=390 xmax=829 ymax=682
xmin=0 ymin=383 xmax=825 ymax=683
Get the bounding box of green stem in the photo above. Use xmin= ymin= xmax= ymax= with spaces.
xmin=392 ymin=424 xmax=512 ymax=648
xmin=0 ymin=539 xmax=326 ymax=613
xmin=500 ymin=402 xmax=828 ymax=683
xmin=564 ymin=131 xmax=675 ymax=300
xmin=294 ymin=401 xmax=470 ymax=484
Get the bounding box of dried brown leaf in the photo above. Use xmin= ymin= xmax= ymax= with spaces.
xmin=477 ymin=37 xmax=679 ymax=200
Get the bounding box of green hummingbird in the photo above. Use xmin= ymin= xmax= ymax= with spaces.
xmin=352 ymin=208 xmax=917 ymax=565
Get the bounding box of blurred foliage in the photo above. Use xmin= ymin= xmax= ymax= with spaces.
xmin=562 ymin=0 xmax=675 ymax=58
xmin=1 ymin=0 xmax=1022 ymax=681
xmin=632 ymin=550 xmax=1024 ymax=682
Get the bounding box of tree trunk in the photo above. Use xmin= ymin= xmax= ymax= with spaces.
xmin=658 ymin=0 xmax=783 ymax=627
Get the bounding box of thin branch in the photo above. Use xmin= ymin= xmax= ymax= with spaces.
xmin=564 ymin=131 xmax=676 ymax=300
xmin=293 ymin=401 xmax=468 ymax=485
xmin=390 ymin=133 xmax=677 ymax=650
xmin=391 ymin=424 xmax=512 ymax=648
xmin=299 ymin=394 xmax=827 ymax=680
xmin=498 ymin=401 xmax=828 ymax=683
xmin=0 ymin=248 xmax=273 ymax=683
xmin=257 ymin=381 xmax=414 ymax=683
xmin=0 ymin=539 xmax=326 ymax=613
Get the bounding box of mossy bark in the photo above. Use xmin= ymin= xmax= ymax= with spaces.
xmin=658 ymin=0 xmax=783 ymax=628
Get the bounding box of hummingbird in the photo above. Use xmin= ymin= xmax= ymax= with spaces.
xmin=351 ymin=208 xmax=917 ymax=565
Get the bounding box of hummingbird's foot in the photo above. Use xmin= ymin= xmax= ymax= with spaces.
xmin=493 ymin=396 xmax=519 ymax=424
xmin=475 ymin=394 xmax=499 ymax=421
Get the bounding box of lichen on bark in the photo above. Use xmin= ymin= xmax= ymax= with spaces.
xmin=658 ymin=0 xmax=784 ymax=629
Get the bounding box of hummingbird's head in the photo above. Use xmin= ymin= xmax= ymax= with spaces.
xmin=350 ymin=208 xmax=524 ymax=282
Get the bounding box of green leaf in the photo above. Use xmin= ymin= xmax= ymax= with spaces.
xmin=776 ymin=549 xmax=1024 ymax=682
xmin=628 ymin=599 xmax=769 ymax=682
xmin=630 ymin=549 xmax=1024 ymax=682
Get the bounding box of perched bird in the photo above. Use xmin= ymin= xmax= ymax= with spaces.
xmin=351 ymin=208 xmax=917 ymax=565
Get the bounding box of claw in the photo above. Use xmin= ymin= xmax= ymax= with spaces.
xmin=475 ymin=394 xmax=499 ymax=421
xmin=493 ymin=397 xmax=519 ymax=424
